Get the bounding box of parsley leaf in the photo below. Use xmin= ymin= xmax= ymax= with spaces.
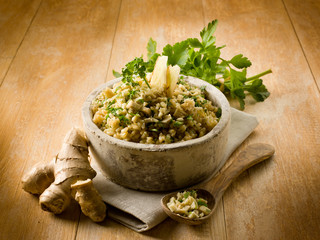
xmin=113 ymin=19 xmax=272 ymax=109
xmin=200 ymin=20 xmax=218 ymax=48
xmin=113 ymin=70 xmax=121 ymax=78
xmin=146 ymin=38 xmax=160 ymax=72
xmin=188 ymin=38 xmax=202 ymax=48
xmin=118 ymin=57 xmax=151 ymax=89
xmin=244 ymin=79 xmax=270 ymax=102
xmin=162 ymin=40 xmax=189 ymax=66
xmin=229 ymin=54 xmax=252 ymax=69
xmin=147 ymin=38 xmax=158 ymax=61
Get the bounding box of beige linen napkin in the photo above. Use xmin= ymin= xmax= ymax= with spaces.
xmin=92 ymin=108 xmax=258 ymax=232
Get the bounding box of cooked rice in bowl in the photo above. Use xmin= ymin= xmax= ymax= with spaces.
xmin=91 ymin=76 xmax=220 ymax=144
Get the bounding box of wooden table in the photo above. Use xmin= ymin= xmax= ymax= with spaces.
xmin=1 ymin=0 xmax=319 ymax=239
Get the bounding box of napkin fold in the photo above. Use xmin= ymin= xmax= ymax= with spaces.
xmin=92 ymin=108 xmax=258 ymax=232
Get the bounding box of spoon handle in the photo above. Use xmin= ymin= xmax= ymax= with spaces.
xmin=210 ymin=143 xmax=275 ymax=201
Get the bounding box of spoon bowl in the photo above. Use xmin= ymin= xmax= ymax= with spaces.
xmin=161 ymin=143 xmax=275 ymax=225
xmin=161 ymin=188 xmax=215 ymax=225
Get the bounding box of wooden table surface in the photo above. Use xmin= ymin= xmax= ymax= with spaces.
xmin=1 ymin=0 xmax=319 ymax=239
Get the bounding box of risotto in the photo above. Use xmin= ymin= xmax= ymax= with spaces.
xmin=167 ymin=190 xmax=211 ymax=219
xmin=91 ymin=75 xmax=220 ymax=144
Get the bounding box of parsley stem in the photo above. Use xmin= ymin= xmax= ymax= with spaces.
xmin=218 ymin=57 xmax=230 ymax=67
xmin=143 ymin=77 xmax=151 ymax=89
xmin=246 ymin=69 xmax=272 ymax=81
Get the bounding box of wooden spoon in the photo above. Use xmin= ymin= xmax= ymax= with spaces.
xmin=161 ymin=143 xmax=275 ymax=225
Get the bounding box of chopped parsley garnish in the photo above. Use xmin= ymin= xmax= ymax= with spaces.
xmin=200 ymin=85 xmax=206 ymax=91
xmin=126 ymin=89 xmax=139 ymax=101
xmin=118 ymin=115 xmax=130 ymax=127
xmin=137 ymin=98 xmax=145 ymax=104
xmin=105 ymin=106 xmax=123 ymax=119
xmin=186 ymin=115 xmax=193 ymax=120
xmin=106 ymin=99 xmax=116 ymax=109
xmin=177 ymin=78 xmax=186 ymax=85
xmin=166 ymin=98 xmax=172 ymax=107
xmin=183 ymin=191 xmax=190 ymax=198
xmin=104 ymin=100 xmax=130 ymax=127
xmin=197 ymin=199 xmax=208 ymax=207
xmin=195 ymin=101 xmax=202 ymax=107
xmin=215 ymin=107 xmax=222 ymax=118
xmin=173 ymin=121 xmax=183 ymax=127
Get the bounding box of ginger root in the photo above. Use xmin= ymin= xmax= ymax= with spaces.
xmin=21 ymin=127 xmax=107 ymax=222
xmin=71 ymin=179 xmax=106 ymax=222
xmin=22 ymin=160 xmax=54 ymax=195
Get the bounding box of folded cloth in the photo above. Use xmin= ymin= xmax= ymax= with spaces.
xmin=92 ymin=108 xmax=258 ymax=232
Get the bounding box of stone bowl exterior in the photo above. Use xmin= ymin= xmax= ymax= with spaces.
xmin=82 ymin=76 xmax=231 ymax=192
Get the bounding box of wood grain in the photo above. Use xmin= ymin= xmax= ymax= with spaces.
xmin=0 ymin=0 xmax=319 ymax=239
xmin=203 ymin=1 xmax=320 ymax=239
xmin=161 ymin=144 xmax=274 ymax=226
xmin=0 ymin=0 xmax=120 ymax=239
xmin=210 ymin=144 xmax=275 ymax=201
xmin=105 ymin=0 xmax=205 ymax=82
xmin=0 ymin=0 xmax=41 ymax=83
xmin=283 ymin=0 xmax=320 ymax=87
xmin=0 ymin=58 xmax=11 ymax=83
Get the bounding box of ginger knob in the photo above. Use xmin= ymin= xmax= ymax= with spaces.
xmin=21 ymin=161 xmax=54 ymax=195
xmin=71 ymin=179 xmax=107 ymax=222
xmin=21 ymin=127 xmax=106 ymax=222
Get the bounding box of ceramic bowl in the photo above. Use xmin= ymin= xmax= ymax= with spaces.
xmin=82 ymin=76 xmax=230 ymax=192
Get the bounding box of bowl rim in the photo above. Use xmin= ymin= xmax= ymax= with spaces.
xmin=82 ymin=76 xmax=230 ymax=152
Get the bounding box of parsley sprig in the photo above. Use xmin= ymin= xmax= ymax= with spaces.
xmin=114 ymin=20 xmax=271 ymax=109
xmin=114 ymin=57 xmax=151 ymax=89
